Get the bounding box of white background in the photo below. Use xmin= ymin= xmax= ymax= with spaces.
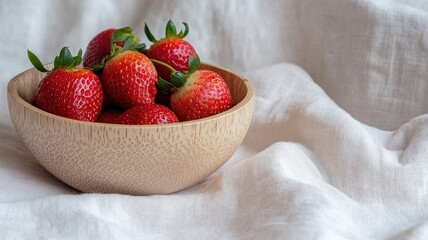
xmin=1 ymin=0 xmax=428 ymax=239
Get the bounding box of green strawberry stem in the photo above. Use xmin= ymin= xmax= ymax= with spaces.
xmin=149 ymin=59 xmax=177 ymax=73
xmin=150 ymin=58 xmax=182 ymax=90
xmin=152 ymin=55 xmax=200 ymax=91
xmin=150 ymin=59 xmax=186 ymax=88
xmin=150 ymin=55 xmax=200 ymax=75
xmin=28 ymin=47 xmax=82 ymax=73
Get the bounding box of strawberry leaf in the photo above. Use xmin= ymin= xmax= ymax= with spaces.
xmin=53 ymin=47 xmax=82 ymax=69
xmin=112 ymin=27 xmax=145 ymax=52
xmin=144 ymin=23 xmax=157 ymax=43
xmin=171 ymin=72 xmax=187 ymax=88
xmin=165 ymin=19 xmax=177 ymax=38
xmin=123 ymin=38 xmax=146 ymax=52
xmin=123 ymin=38 xmax=133 ymax=49
xmin=110 ymin=44 xmax=122 ymax=57
xmin=146 ymin=20 xmax=190 ymax=42
xmin=177 ymin=22 xmax=189 ymax=39
xmin=53 ymin=49 xmax=64 ymax=68
xmin=156 ymin=77 xmax=174 ymax=94
xmin=71 ymin=49 xmax=83 ymax=66
xmin=112 ymin=27 xmax=133 ymax=42
xmin=187 ymin=55 xmax=200 ymax=75
xmin=58 ymin=47 xmax=72 ymax=66
xmin=28 ymin=47 xmax=82 ymax=72
xmin=27 ymin=50 xmax=50 ymax=72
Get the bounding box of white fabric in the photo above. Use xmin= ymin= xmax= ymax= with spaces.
xmin=1 ymin=0 xmax=428 ymax=239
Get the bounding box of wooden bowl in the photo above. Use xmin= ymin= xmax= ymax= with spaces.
xmin=7 ymin=63 xmax=254 ymax=195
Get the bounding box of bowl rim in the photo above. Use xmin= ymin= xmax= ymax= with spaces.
xmin=8 ymin=62 xmax=255 ymax=129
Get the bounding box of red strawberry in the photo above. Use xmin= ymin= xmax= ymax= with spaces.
xmin=83 ymin=28 xmax=117 ymax=68
xmin=101 ymin=50 xmax=158 ymax=109
xmin=157 ymin=57 xmax=233 ymax=121
xmin=83 ymin=27 xmax=142 ymax=69
xmin=27 ymin=47 xmax=103 ymax=122
xmin=145 ymin=20 xmax=198 ymax=81
xmin=96 ymin=109 xmax=123 ymax=123
xmin=116 ymin=104 xmax=179 ymax=125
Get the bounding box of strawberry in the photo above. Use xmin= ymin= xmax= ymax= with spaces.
xmin=115 ymin=104 xmax=179 ymax=125
xmin=83 ymin=27 xmax=143 ymax=69
xmin=27 ymin=47 xmax=103 ymax=122
xmin=83 ymin=28 xmax=117 ymax=68
xmin=96 ymin=109 xmax=123 ymax=123
xmin=101 ymin=50 xmax=158 ymax=109
xmin=83 ymin=27 xmax=144 ymax=109
xmin=145 ymin=20 xmax=198 ymax=81
xmin=157 ymin=56 xmax=233 ymax=121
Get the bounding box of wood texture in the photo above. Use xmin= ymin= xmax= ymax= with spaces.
xmin=7 ymin=63 xmax=254 ymax=195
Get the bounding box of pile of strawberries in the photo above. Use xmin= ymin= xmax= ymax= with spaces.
xmin=28 ymin=20 xmax=233 ymax=125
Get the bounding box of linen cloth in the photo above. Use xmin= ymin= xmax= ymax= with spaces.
xmin=1 ymin=0 xmax=428 ymax=239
